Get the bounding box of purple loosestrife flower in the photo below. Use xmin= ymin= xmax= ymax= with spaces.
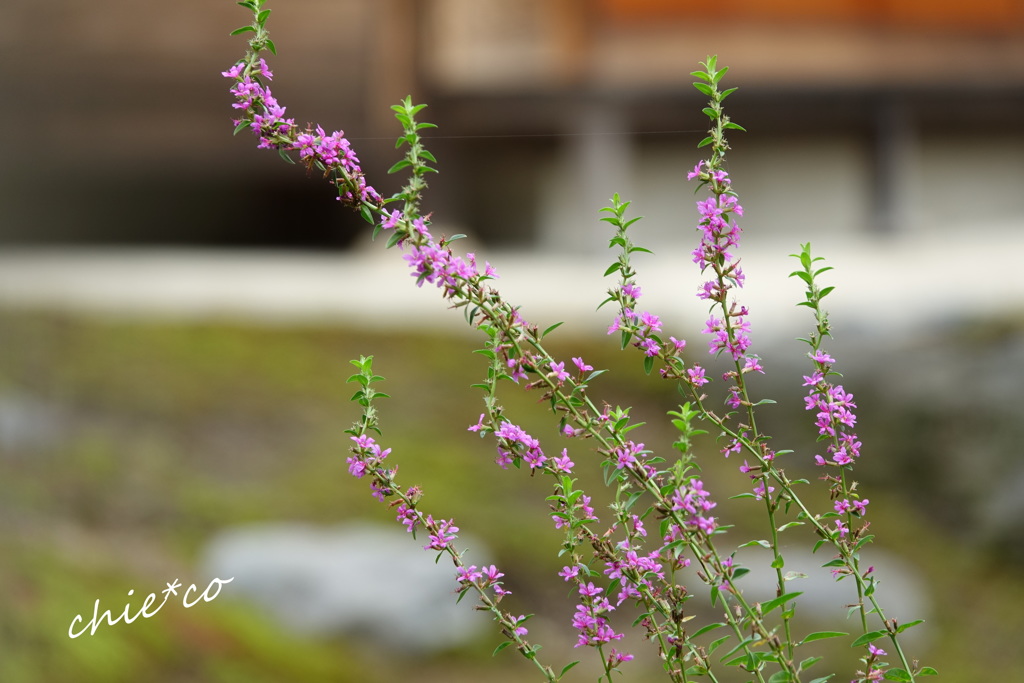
xmin=811 ymin=350 xmax=836 ymax=364
xmin=571 ymin=356 xmax=593 ymax=373
xmin=639 ymin=337 xmax=661 ymax=357
xmin=511 ymin=615 xmax=529 ymax=637
xmin=467 ymin=413 xmax=487 ymax=433
xmin=638 ymin=311 xmax=662 ymax=333
xmin=669 ymin=479 xmax=718 ymax=534
xmin=380 ymin=209 xmax=402 ymax=230
xmin=686 ymin=365 xmax=709 ymax=387
xmin=493 ymin=421 xmax=544 ymax=470
xmin=752 ymin=481 xmax=774 ymax=501
xmin=505 ymin=357 xmax=528 ymax=383
xmin=345 ymin=457 xmax=367 ymax=478
xmin=549 ymin=361 xmax=571 ymax=383
xmin=481 ymin=565 xmax=504 ymax=584
xmin=395 ymin=501 xmax=419 ymax=533
xmin=425 ymin=516 xmax=459 ymax=551
xmin=621 ymin=282 xmax=642 ymax=299
xmin=552 ymin=449 xmax=574 ymax=473
xmin=607 ymin=649 xmax=634 ymax=666
xmin=613 ymin=441 xmax=645 ymax=469
xmin=457 ymin=565 xmax=484 ymax=584
xmin=369 ymin=479 xmax=392 ymax=502
xmin=221 ymin=62 xmax=245 ymax=80
xmin=224 ymin=60 xmax=380 ymax=206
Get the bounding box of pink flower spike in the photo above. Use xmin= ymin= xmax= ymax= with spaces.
xmin=559 ymin=565 xmax=580 ymax=581
xmin=811 ymin=350 xmax=835 ymax=364
xmin=549 ymin=361 xmax=570 ymax=382
xmin=572 ymin=356 xmax=594 ymax=373
xmin=221 ymin=62 xmax=245 ymax=79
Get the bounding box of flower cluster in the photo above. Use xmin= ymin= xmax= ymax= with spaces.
xmin=603 ymin=542 xmax=665 ymax=605
xmin=666 ymin=479 xmax=718 ymax=536
xmin=347 ymin=433 xmax=392 ymax=481
xmin=570 ymin=582 xmax=626 ymax=649
xmin=405 ymin=243 xmax=473 ymax=296
xmin=686 ymin=164 xmax=756 ymax=371
xmin=688 ymin=161 xmax=744 ymax=273
xmin=222 ymin=59 xmax=380 ymax=208
xmin=227 ymin=21 xmax=931 ymax=678
xmin=805 ymin=363 xmax=862 ymax=469
xmin=223 ymin=59 xmax=295 ymax=151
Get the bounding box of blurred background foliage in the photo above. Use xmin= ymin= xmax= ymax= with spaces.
xmin=3 ymin=0 xmax=1024 ymax=680
xmin=3 ymin=307 xmax=1024 ymax=681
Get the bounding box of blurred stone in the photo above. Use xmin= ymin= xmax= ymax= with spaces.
xmin=0 ymin=393 xmax=62 ymax=454
xmin=201 ymin=521 xmax=490 ymax=653
xmin=732 ymin=546 xmax=933 ymax=648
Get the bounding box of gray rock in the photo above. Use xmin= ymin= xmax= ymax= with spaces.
xmin=201 ymin=521 xmax=491 ymax=653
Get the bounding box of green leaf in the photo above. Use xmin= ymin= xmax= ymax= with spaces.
xmin=256 ymin=8 xmax=271 ymax=24
xmin=712 ymin=65 xmax=730 ymax=83
xmin=692 ymin=82 xmax=715 ymax=96
xmin=723 ymin=121 xmax=747 ymax=131
xmin=542 ymin=321 xmax=564 ymax=338
xmin=265 ymin=38 xmax=277 ymax=55
xmin=643 ymin=355 xmax=655 ymax=375
xmin=230 ymin=25 xmax=257 ymax=35
xmin=799 ymin=656 xmax=823 ymax=671
xmin=895 ymin=619 xmax=924 ymax=633
xmin=492 ymin=640 xmax=512 ymax=656
xmin=277 ymin=148 xmax=295 ymax=164
xmin=708 ymin=634 xmax=731 ymax=654
xmin=233 ymin=120 xmax=251 ymax=136
xmin=851 ymin=630 xmax=888 ymax=647
xmin=768 ymin=671 xmax=793 ymax=683
xmin=697 ymin=136 xmax=714 ymax=148
xmin=918 ymin=667 xmax=939 ymax=676
xmin=604 ymin=262 xmax=622 ymax=276
xmin=809 ymin=677 xmax=836 ymax=683
xmin=777 ymin=521 xmax=804 ymax=532
xmin=802 ymin=631 xmax=848 ymax=644
xmin=740 ymin=539 xmax=772 ymax=549
xmin=771 ymin=554 xmax=785 ymax=569
xmin=559 ymin=661 xmax=580 ymax=676
xmin=691 ymin=621 xmax=727 ymax=639
xmin=387 ymin=159 xmax=412 ymax=174
xmin=883 ymin=669 xmax=913 ymax=682
xmin=761 ymin=591 xmax=802 ymax=614
xmin=419 ymin=149 xmax=437 ymax=163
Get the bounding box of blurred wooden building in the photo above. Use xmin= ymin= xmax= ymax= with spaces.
xmin=3 ymin=0 xmax=1023 ymax=248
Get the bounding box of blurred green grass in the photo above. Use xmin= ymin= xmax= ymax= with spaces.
xmin=1 ymin=307 xmax=1021 ymax=682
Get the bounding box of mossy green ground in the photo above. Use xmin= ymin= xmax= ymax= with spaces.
xmin=1 ymin=308 xmax=1020 ymax=682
